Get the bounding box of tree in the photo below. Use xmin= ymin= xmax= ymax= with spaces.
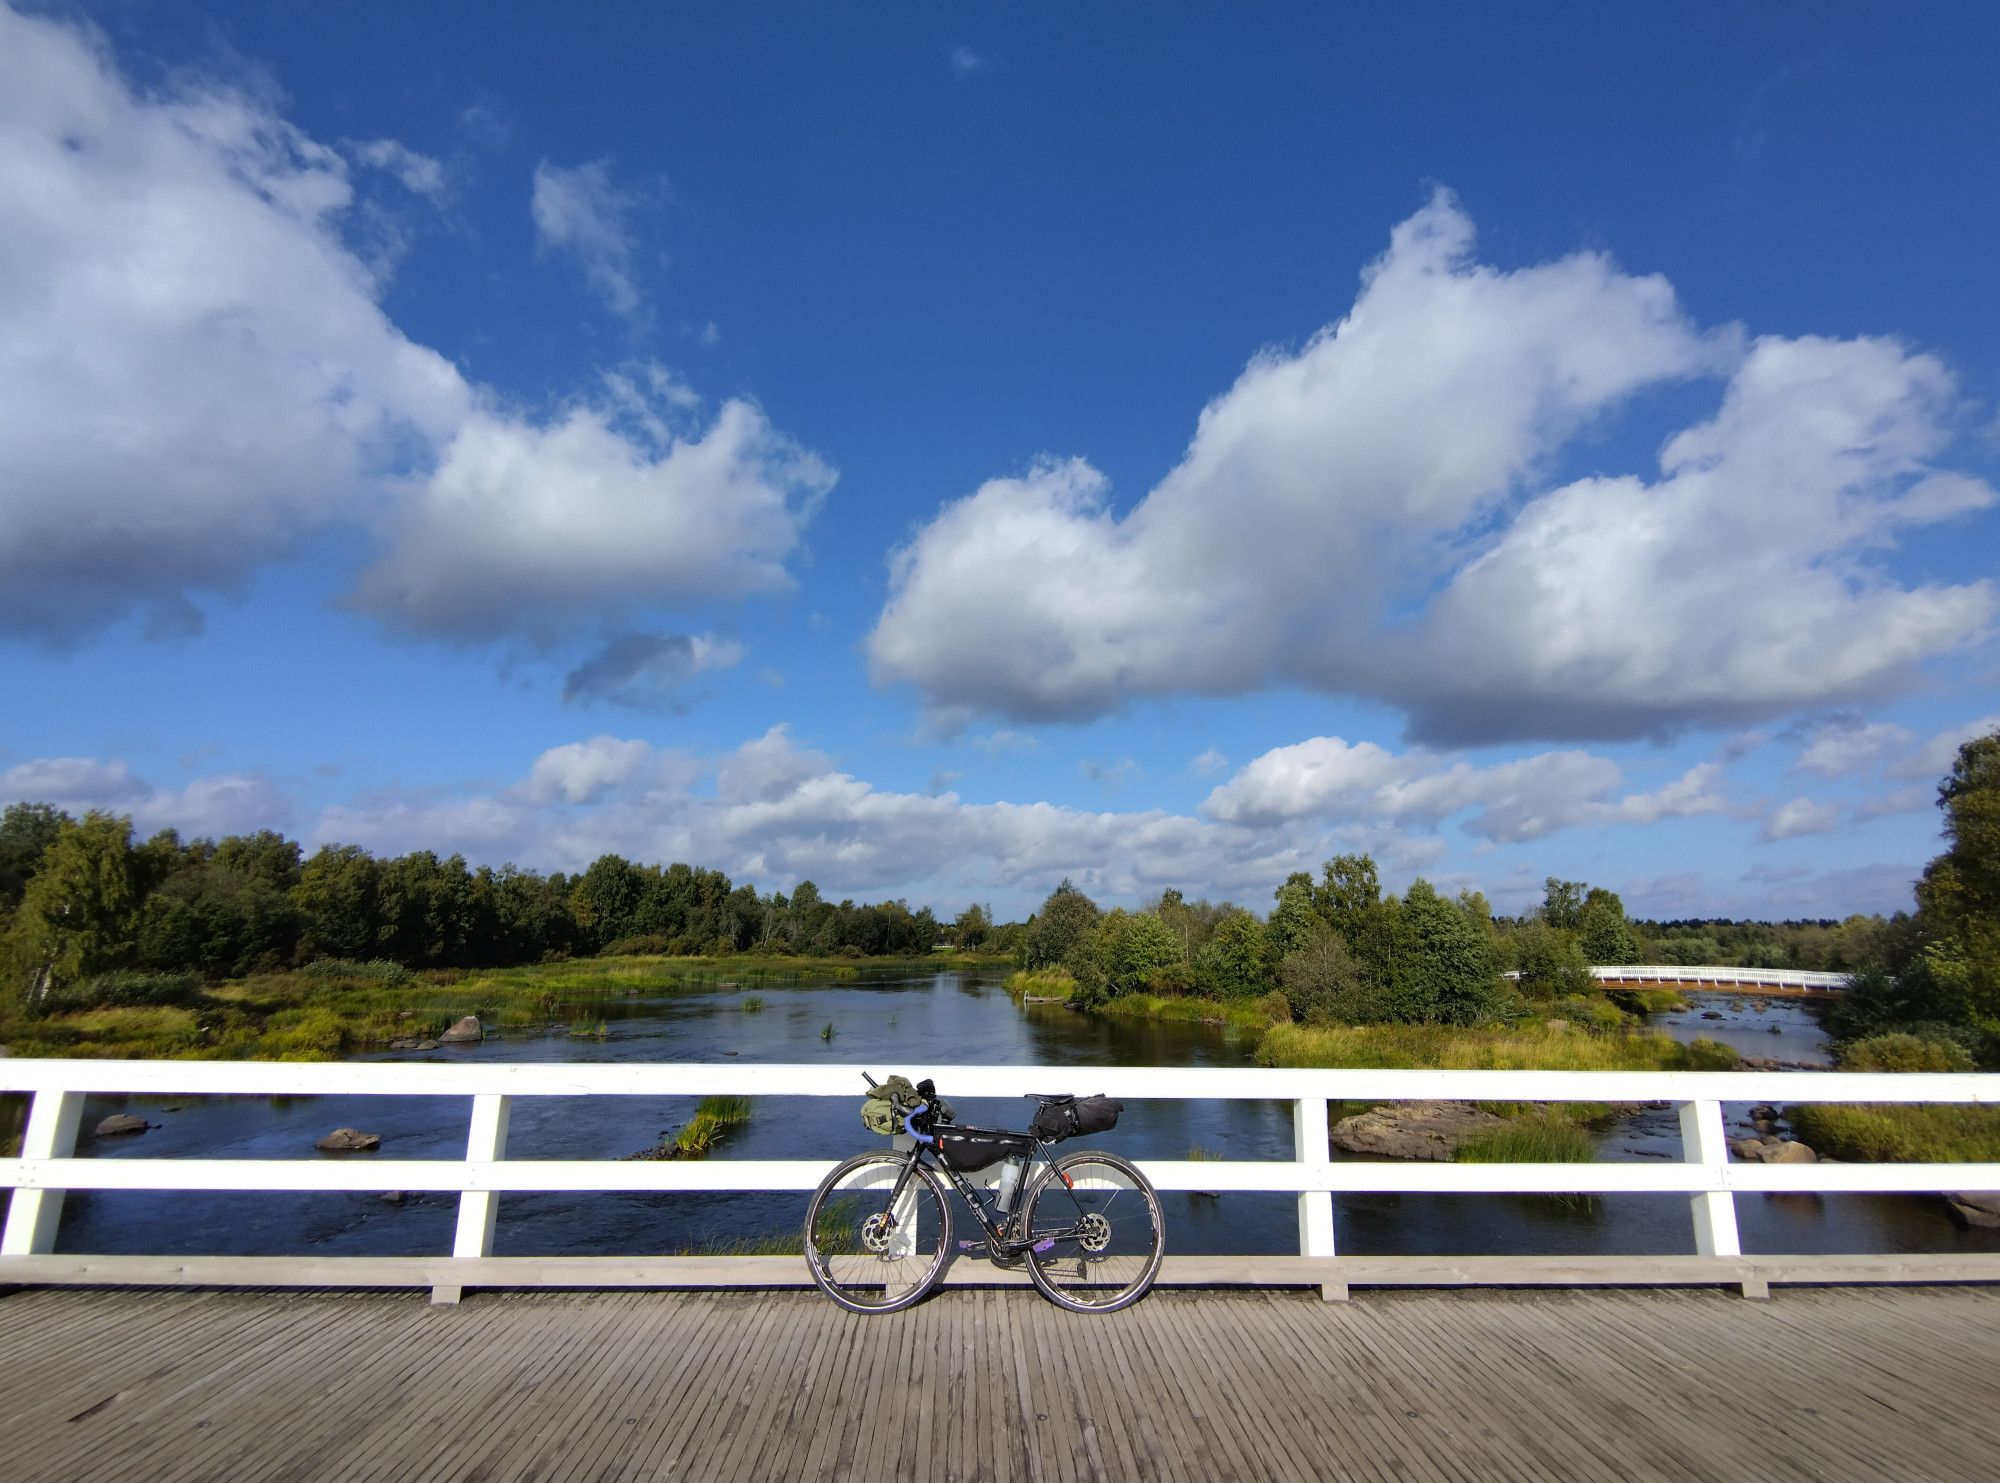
xmin=953 ymin=903 xmax=991 ymax=949
xmin=1383 ymin=879 xmax=1500 ymax=1025
xmin=1512 ymin=918 xmax=1592 ymax=1000
xmin=293 ymin=845 xmax=385 ymax=961
xmin=569 ymin=854 xmax=647 ymax=950
xmin=1541 ymin=878 xmax=1586 ymax=933
xmin=1912 ymin=730 xmax=2000 ymax=1037
xmin=1278 ymin=927 xmax=1373 ymax=1024
xmin=0 ymin=802 xmax=67 ymax=913
xmin=1576 ymin=886 xmax=1639 ymax=965
xmin=5 ymin=812 xmax=141 ymax=1004
xmin=1196 ymin=910 xmax=1269 ymax=999
xmin=1024 ymin=880 xmax=1101 ymax=970
xmin=1265 ymin=875 xmax=1319 ymax=961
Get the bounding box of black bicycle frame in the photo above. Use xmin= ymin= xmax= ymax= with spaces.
xmin=886 ymin=1134 xmax=1086 ymax=1252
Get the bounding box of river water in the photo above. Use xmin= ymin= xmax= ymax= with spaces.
xmin=21 ymin=970 xmax=2000 ymax=1261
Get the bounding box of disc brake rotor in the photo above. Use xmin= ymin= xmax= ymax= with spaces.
xmin=1076 ymin=1211 xmax=1112 ymax=1253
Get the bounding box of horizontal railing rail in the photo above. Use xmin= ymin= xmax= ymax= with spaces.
xmin=4 ymin=1059 xmax=1997 ymax=1302
xmin=1584 ymin=964 xmax=1852 ymax=990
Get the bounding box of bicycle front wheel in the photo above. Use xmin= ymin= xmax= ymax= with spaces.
xmin=803 ymin=1151 xmax=953 ymax=1314
xmin=1020 ymin=1150 xmax=1164 ymax=1313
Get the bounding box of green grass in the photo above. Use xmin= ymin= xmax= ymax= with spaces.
xmin=739 ymin=995 xmax=765 ymax=1012
xmin=1787 ymin=1103 xmax=2000 ymax=1162
xmin=1453 ymin=1114 xmax=1597 ymax=1163
xmin=1004 ymin=969 xmax=1077 ymax=1000
xmin=662 ymin=1095 xmax=754 ymax=1159
xmin=1257 ymin=1021 xmax=1740 ymax=1072
xmin=1091 ymin=992 xmax=1289 ymax=1033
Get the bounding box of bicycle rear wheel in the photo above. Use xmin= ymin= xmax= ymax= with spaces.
xmin=1020 ymin=1150 xmax=1164 ymax=1313
xmin=803 ymin=1151 xmax=953 ymax=1314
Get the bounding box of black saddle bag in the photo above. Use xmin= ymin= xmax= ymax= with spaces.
xmin=1029 ymin=1094 xmax=1123 ymax=1144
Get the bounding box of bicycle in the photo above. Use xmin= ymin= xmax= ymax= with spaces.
xmin=802 ymin=1074 xmax=1165 ymax=1315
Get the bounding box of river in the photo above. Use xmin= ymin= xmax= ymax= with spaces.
xmin=20 ymin=970 xmax=2000 ymax=1261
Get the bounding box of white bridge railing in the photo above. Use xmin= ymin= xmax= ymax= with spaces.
xmin=4 ymin=1058 xmax=1998 ymax=1302
xmin=1586 ymin=964 xmax=1851 ymax=991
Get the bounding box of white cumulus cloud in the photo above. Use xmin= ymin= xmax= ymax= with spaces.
xmin=0 ymin=7 xmax=831 ymax=654
xmin=867 ymin=191 xmax=1993 ymax=744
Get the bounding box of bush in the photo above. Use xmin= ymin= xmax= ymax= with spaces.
xmin=1142 ymin=961 xmax=1197 ymax=997
xmin=1277 ymin=931 xmax=1378 ymax=1025
xmin=1836 ymin=1033 xmax=1976 ymax=1074
xmin=296 ymin=958 xmax=415 ymax=986
xmin=1551 ymin=994 xmax=1631 ymax=1032
xmin=601 ymin=935 xmax=676 ymax=957
xmin=37 ymin=970 xmax=204 ymax=1014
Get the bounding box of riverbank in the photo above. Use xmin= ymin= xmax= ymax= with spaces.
xmin=0 ymin=952 xmax=1013 ymax=1061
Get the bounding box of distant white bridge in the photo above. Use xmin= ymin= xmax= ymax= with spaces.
xmin=1586 ymin=965 xmax=1848 ymax=995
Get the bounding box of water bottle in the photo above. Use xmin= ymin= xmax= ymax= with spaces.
xmin=994 ymin=1156 xmax=1024 ymax=1214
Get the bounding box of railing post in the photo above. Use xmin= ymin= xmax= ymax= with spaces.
xmin=435 ymin=1092 xmax=511 ymax=1306
xmin=1294 ymin=1094 xmax=1342 ymax=1301
xmin=1 ymin=1088 xmax=85 ymax=1257
xmin=1679 ymin=1098 xmax=1761 ymax=1298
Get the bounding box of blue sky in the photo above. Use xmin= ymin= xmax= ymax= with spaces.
xmin=1 ymin=0 xmax=1996 ymax=920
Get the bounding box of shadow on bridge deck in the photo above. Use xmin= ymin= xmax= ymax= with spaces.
xmin=3 ymin=1284 xmax=1994 ymax=1481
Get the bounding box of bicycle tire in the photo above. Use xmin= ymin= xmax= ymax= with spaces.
xmin=803 ymin=1151 xmax=953 ymax=1314
xmin=1019 ymin=1149 xmax=1164 ymax=1313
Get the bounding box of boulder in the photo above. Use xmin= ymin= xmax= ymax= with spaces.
xmin=377 ymin=1191 xmax=407 ymax=1206
xmin=1946 ymin=1192 xmax=2000 ymax=1229
xmin=1733 ymin=1137 xmax=1816 ymax=1164
xmin=1330 ymin=1101 xmax=1510 ymax=1161
xmin=94 ymin=1114 xmax=149 ymax=1137
xmin=1749 ymin=1105 xmax=1778 ymax=1122
xmin=315 ymin=1127 xmax=381 ymax=1152
xmin=1700 ymin=1010 xmax=1725 ymax=1020
xmin=438 ymin=1016 xmax=483 ymax=1044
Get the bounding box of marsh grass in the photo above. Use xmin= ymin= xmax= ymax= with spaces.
xmin=740 ymin=996 xmax=765 ymax=1012
xmin=657 ymin=1095 xmax=754 ymax=1159
xmin=1787 ymin=1103 xmax=2000 ymax=1162
xmin=1005 ymin=969 xmax=1078 ymax=1000
xmin=1257 ymin=1021 xmax=1739 ymax=1072
xmin=1092 ymin=992 xmax=1289 ymax=1033
xmin=1454 ymin=1114 xmax=1597 ymax=1163
xmin=1608 ymin=988 xmax=1690 ymax=1015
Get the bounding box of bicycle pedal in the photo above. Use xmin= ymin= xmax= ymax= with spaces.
xmin=1031 ymin=1238 xmax=1055 ymax=1253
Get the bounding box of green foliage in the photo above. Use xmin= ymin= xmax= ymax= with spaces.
xmin=666 ymin=1095 xmax=753 ymax=1158
xmin=1276 ymin=928 xmax=1376 ymax=1025
xmin=1023 ymin=879 xmax=1101 ymax=971
xmin=1512 ymin=919 xmax=1592 ymax=1000
xmin=1382 ymin=880 xmax=1502 ymax=1026
xmin=1541 ymin=878 xmax=1586 ymax=932
xmin=1264 ymin=876 xmax=1319 ymax=961
xmin=1453 ymin=1114 xmax=1596 ymax=1164
xmin=297 ymin=958 xmax=416 ymax=986
xmin=0 ymin=801 xmax=66 ymax=912
xmin=1576 ymin=887 xmax=1639 ymax=964
xmin=1835 ymin=1032 xmax=1976 ymax=1074
xmin=259 ymin=1008 xmax=351 ymax=1061
xmin=1005 ymin=968 xmax=1078 ymax=1000
xmin=1195 ymin=910 xmax=1270 ymax=999
xmin=1550 ymin=994 xmax=1631 ymax=1032
xmin=1788 ymin=1103 xmax=2000 ymax=1163
xmin=1089 ymin=991 xmax=1287 ymax=1032
xmin=36 ymin=969 xmax=203 ymax=1014
xmin=6 ymin=811 xmax=143 ymax=1005
xmin=1258 ymin=1020 xmax=1739 ymax=1072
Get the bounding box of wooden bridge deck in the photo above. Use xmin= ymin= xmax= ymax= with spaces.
xmin=3 ymin=1284 xmax=1996 ymax=1482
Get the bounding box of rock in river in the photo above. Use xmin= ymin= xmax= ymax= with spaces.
xmin=438 ymin=1015 xmax=483 ymax=1044
xmin=316 ymin=1127 xmax=382 ymax=1152
xmin=1946 ymin=1192 xmax=2000 ymax=1229
xmin=95 ymin=1114 xmax=149 ymax=1137
xmin=1330 ymin=1101 xmax=1510 ymax=1161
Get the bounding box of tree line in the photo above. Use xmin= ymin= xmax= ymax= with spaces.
xmin=0 ymin=810 xmax=1009 ymax=1006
